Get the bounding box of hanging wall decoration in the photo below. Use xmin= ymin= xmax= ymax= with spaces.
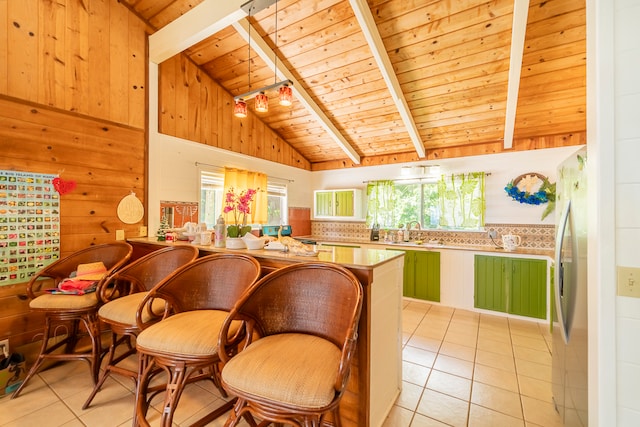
xmin=52 ymin=176 xmax=77 ymax=195
xmin=0 ymin=170 xmax=61 ymax=286
xmin=504 ymin=172 xmax=556 ymax=220
xmin=117 ymin=192 xmax=144 ymax=224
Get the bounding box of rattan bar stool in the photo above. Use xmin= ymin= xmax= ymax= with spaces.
xmin=11 ymin=242 xmax=133 ymax=399
xmin=82 ymin=245 xmax=199 ymax=409
xmin=219 ymin=262 xmax=363 ymax=427
xmin=134 ymin=253 xmax=261 ymax=427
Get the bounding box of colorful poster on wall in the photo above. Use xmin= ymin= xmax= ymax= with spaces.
xmin=0 ymin=170 xmax=60 ymax=286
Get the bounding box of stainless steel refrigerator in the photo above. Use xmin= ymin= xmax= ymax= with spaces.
xmin=552 ymin=146 xmax=588 ymax=426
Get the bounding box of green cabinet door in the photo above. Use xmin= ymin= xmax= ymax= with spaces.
xmin=474 ymin=255 xmax=547 ymax=319
xmin=315 ymin=191 xmax=333 ymax=217
xmin=474 ymin=255 xmax=507 ymax=313
xmin=509 ymin=258 xmax=547 ymax=319
xmin=402 ymin=250 xmax=440 ymax=302
xmin=334 ymin=190 xmax=354 ymax=217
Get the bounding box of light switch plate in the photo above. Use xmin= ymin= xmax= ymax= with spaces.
xmin=617 ymin=266 xmax=640 ymax=297
xmin=139 ymin=226 xmax=147 ymax=237
xmin=115 ymin=230 xmax=125 ymax=241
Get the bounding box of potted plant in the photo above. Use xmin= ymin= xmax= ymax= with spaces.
xmin=223 ymin=187 xmax=257 ymax=248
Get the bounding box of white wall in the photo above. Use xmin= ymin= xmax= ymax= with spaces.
xmin=612 ymin=0 xmax=640 ymax=424
xmin=311 ymin=147 xmax=580 ymax=225
xmin=147 ymin=132 xmax=314 ymax=234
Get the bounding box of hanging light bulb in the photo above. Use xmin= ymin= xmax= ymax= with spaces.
xmin=278 ymin=84 xmax=293 ymax=106
xmin=233 ymin=100 xmax=247 ymax=118
xmin=255 ymin=92 xmax=269 ymax=113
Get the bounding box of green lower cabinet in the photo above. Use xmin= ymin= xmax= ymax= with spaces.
xmin=474 ymin=255 xmax=547 ymax=319
xmin=403 ymin=250 xmax=440 ymax=302
xmin=474 ymin=255 xmax=508 ymax=313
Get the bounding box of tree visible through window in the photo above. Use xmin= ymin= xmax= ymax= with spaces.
xmin=366 ymin=173 xmax=484 ymax=230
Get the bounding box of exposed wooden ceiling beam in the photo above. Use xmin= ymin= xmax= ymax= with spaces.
xmin=503 ymin=0 xmax=530 ymax=149
xmin=149 ymin=0 xmax=247 ymax=64
xmin=349 ymin=0 xmax=426 ymax=159
xmin=232 ymin=18 xmax=362 ymax=164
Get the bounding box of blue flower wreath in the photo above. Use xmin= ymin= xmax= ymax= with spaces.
xmin=504 ymin=182 xmax=548 ymax=205
xmin=504 ymin=172 xmax=556 ymax=214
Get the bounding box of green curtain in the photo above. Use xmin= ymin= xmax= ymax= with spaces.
xmin=366 ymin=180 xmax=396 ymax=228
xmin=438 ymin=172 xmax=485 ymax=229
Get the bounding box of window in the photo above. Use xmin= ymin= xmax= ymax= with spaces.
xmin=199 ymin=171 xmax=288 ymax=229
xmin=366 ymin=172 xmax=484 ymax=230
xmin=265 ymin=182 xmax=288 ymax=225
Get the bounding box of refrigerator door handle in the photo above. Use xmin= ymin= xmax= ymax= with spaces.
xmin=555 ymin=201 xmax=571 ymax=344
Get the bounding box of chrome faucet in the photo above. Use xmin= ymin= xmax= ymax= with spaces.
xmin=406 ymin=221 xmax=421 ymax=230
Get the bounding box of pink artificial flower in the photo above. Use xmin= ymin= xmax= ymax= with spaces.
xmin=223 ymin=187 xmax=258 ymax=235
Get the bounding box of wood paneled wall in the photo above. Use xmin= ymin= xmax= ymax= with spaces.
xmin=0 ymin=0 xmax=149 ymax=128
xmin=158 ymin=54 xmax=311 ymax=170
xmin=0 ymin=0 xmax=149 ymax=350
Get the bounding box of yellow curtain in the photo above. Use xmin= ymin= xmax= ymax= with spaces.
xmin=223 ymin=167 xmax=268 ymax=224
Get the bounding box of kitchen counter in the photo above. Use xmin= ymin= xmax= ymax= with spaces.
xmin=299 ymin=235 xmax=554 ymax=258
xmin=296 ymin=235 xmax=555 ymax=323
xmin=127 ymin=238 xmax=404 ymax=427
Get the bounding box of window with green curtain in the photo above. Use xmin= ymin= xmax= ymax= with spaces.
xmin=366 ymin=180 xmax=396 ymax=228
xmin=438 ymin=172 xmax=485 ymax=229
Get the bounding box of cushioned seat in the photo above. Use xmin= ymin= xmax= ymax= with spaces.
xmin=136 ymin=310 xmax=240 ymax=355
xmin=97 ymin=293 xmax=166 ymax=325
xmin=221 ymin=333 xmax=341 ymax=408
xmin=218 ymin=262 xmax=363 ymax=427
xmin=11 ymin=242 xmax=133 ymax=399
xmin=29 ymin=293 xmax=99 ymax=310
xmin=81 ymin=245 xmax=198 ymax=409
xmin=134 ymin=253 xmax=261 ymax=427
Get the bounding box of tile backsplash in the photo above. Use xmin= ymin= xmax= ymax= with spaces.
xmin=311 ymin=221 xmax=555 ymax=250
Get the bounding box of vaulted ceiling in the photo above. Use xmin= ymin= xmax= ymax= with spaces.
xmin=123 ymin=0 xmax=586 ymax=170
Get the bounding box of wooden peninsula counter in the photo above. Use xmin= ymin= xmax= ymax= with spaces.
xmin=128 ymin=238 xmax=404 ymax=427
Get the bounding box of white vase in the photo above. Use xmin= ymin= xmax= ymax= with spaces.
xmin=225 ymin=237 xmax=246 ymax=249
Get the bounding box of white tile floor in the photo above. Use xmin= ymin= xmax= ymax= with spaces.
xmin=386 ymin=300 xmax=563 ymax=427
xmin=0 ymin=300 xmax=564 ymax=427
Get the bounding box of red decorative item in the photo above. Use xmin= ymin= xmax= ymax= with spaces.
xmin=53 ymin=177 xmax=77 ymax=195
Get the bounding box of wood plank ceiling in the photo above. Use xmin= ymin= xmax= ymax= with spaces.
xmin=123 ymin=0 xmax=586 ymax=170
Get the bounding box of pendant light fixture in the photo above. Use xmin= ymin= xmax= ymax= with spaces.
xmin=278 ymin=84 xmax=292 ymax=106
xmin=233 ymin=0 xmax=293 ymax=117
xmin=255 ymin=92 xmax=268 ymax=112
xmin=233 ymin=100 xmax=248 ymax=118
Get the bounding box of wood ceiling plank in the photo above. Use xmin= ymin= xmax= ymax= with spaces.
xmin=389 ymin=22 xmax=513 ymax=68
xmin=232 ymin=17 xmax=362 ymax=164
xmin=520 ymin=53 xmax=586 ymax=78
xmin=519 ymin=72 xmax=584 ymax=96
xmin=148 ymin=0 xmax=209 ymax=30
xmin=396 ymin=51 xmax=511 ymax=88
xmin=377 ymin=0 xmax=514 ymax=52
xmin=524 ymin=26 xmax=586 ymax=59
xmin=127 ymin=0 xmax=177 ymax=23
xmin=253 ymin=0 xmax=346 ymax=46
xmin=185 ymin=27 xmax=240 ymax=65
xmin=526 ymin=0 xmax=585 ymax=24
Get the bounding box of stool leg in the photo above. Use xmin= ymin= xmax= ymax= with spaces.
xmin=135 ymin=352 xmax=155 ymax=427
xmin=159 ymin=361 xmax=189 ymax=427
xmin=82 ymin=328 xmax=117 ymax=409
xmin=81 ymin=312 xmax=102 ymax=384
